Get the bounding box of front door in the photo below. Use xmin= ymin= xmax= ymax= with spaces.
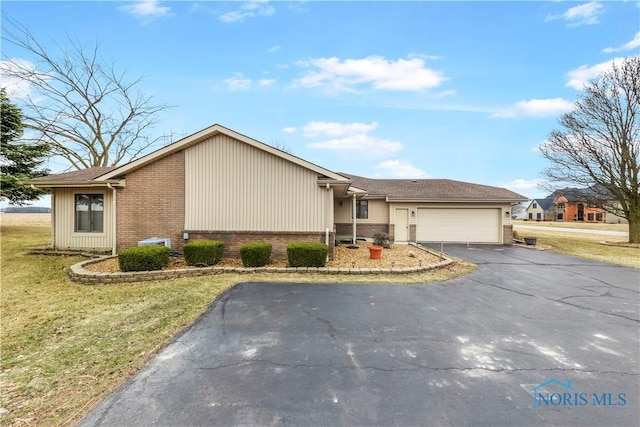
xmin=577 ymin=203 xmax=584 ymax=221
xmin=395 ymin=209 xmax=409 ymax=242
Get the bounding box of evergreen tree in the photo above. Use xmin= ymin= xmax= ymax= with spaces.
xmin=1 ymin=88 xmax=49 ymax=205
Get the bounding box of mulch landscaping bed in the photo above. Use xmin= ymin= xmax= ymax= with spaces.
xmin=84 ymin=243 xmax=444 ymax=273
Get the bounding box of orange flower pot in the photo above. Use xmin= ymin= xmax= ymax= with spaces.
xmin=369 ymin=245 xmax=383 ymax=260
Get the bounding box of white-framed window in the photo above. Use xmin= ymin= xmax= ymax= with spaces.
xmin=75 ymin=194 xmax=104 ymax=232
xmin=356 ymin=200 xmax=368 ymax=219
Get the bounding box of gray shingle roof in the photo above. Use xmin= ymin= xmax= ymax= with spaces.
xmin=533 ymin=197 xmax=555 ymax=211
xmin=340 ymin=173 xmax=527 ymax=201
xmin=27 ymin=167 xmax=117 ymax=183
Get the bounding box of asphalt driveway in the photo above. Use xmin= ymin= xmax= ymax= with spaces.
xmin=81 ymin=245 xmax=639 ymax=426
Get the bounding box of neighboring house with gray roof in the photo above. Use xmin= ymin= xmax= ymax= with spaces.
xmin=28 ymin=124 xmax=527 ymax=257
xmin=525 ymin=197 xmax=555 ymax=221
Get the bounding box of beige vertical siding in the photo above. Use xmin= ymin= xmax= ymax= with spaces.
xmin=52 ymin=188 xmax=113 ymax=250
xmin=185 ymin=134 xmax=331 ymax=232
xmin=334 ymin=198 xmax=389 ymax=223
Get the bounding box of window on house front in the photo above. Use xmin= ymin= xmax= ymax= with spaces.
xmin=532 ymin=203 xmax=537 ymax=209
xmin=356 ymin=200 xmax=368 ymax=219
xmin=75 ymin=194 xmax=104 ymax=232
xmin=557 ymin=213 xmax=564 ymax=220
xmin=557 ymin=203 xmax=564 ymax=209
xmin=596 ymin=213 xmax=603 ymax=221
xmin=587 ymin=213 xmax=594 ymax=221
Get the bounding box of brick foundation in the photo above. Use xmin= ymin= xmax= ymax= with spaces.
xmin=186 ymin=230 xmax=336 ymax=260
xmin=335 ymin=223 xmax=389 ymax=239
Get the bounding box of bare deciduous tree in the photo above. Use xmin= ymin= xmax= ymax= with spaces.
xmin=540 ymin=56 xmax=639 ymax=243
xmin=1 ymin=18 xmax=171 ymax=169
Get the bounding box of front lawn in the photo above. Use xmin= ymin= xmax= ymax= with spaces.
xmin=0 ymin=224 xmax=475 ymax=426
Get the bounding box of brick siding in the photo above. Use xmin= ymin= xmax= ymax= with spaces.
xmin=503 ymin=225 xmax=513 ymax=244
xmin=186 ymin=230 xmax=336 ymax=260
xmin=116 ymin=151 xmax=185 ymax=251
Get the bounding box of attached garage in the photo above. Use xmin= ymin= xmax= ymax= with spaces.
xmin=416 ymin=208 xmax=501 ymax=243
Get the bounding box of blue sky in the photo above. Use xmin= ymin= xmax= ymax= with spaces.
xmin=2 ymin=0 xmax=639 ymax=205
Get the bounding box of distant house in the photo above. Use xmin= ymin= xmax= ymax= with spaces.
xmin=27 ymin=124 xmax=527 ymax=256
xmin=525 ymin=197 xmax=554 ymax=221
xmin=551 ymin=188 xmax=606 ymax=223
xmin=603 ymin=201 xmax=628 ymax=224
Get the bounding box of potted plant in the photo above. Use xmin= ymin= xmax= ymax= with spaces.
xmin=524 ymin=236 xmax=537 ymax=246
xmin=369 ymin=232 xmax=390 ymax=259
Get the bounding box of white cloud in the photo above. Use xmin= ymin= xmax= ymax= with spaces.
xmin=545 ymin=1 xmax=604 ymax=27
xmin=259 ymin=78 xmax=276 ymax=86
xmin=302 ymin=121 xmax=379 ymax=138
xmin=303 ymin=120 xmax=402 ymax=157
xmin=219 ymin=0 xmax=275 ymax=23
xmin=294 ymin=55 xmax=447 ymax=93
xmin=501 ymin=178 xmax=547 ymax=199
xmin=224 ymin=74 xmax=252 ymax=91
xmin=493 ymin=98 xmax=574 ymax=118
xmin=282 ymin=127 xmax=296 ymax=134
xmin=0 ymin=59 xmax=40 ymax=99
xmin=267 ymin=45 xmax=281 ymax=53
xmin=375 ymin=160 xmax=430 ymax=179
xmin=565 ymin=57 xmax=625 ymax=89
xmin=308 ymin=134 xmax=402 ymax=157
xmin=119 ymin=1 xmax=171 ymax=19
xmin=603 ymin=32 xmax=640 ymax=53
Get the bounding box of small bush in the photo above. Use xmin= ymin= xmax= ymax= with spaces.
xmin=118 ymin=245 xmax=170 ymax=272
xmin=183 ymin=240 xmax=224 ymax=266
xmin=240 ymin=242 xmax=272 ymax=267
xmin=372 ymin=232 xmax=391 ymax=248
xmin=513 ymin=230 xmax=520 ymax=240
xmin=287 ymin=242 xmax=328 ymax=267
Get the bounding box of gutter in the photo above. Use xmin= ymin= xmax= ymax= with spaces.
xmin=27 ymin=180 xmax=125 ymax=189
xmin=386 ymin=198 xmax=528 ymax=203
xmin=106 ymin=183 xmax=117 ymax=256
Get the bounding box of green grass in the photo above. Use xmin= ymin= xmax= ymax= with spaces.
xmin=0 ymin=225 xmax=475 ymax=426
xmin=513 ymin=219 xmax=629 ymax=232
xmin=513 ymin=224 xmax=639 ymax=268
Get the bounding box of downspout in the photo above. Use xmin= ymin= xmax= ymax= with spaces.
xmin=352 ymin=194 xmax=357 ymax=244
xmin=107 ymin=183 xmax=117 ymax=256
xmin=325 ymin=183 xmax=330 ymax=249
xmin=34 ymin=184 xmax=55 ymax=249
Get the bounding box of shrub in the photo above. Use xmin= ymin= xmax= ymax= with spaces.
xmin=372 ymin=232 xmax=391 ymax=248
xmin=118 ymin=245 xmax=170 ymax=272
xmin=183 ymin=240 xmax=224 ymax=266
xmin=287 ymin=242 xmax=328 ymax=267
xmin=240 ymin=242 xmax=272 ymax=267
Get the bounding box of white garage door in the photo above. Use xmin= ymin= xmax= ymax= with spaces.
xmin=416 ymin=208 xmax=501 ymax=243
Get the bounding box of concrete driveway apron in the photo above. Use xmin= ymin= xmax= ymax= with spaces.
xmin=81 ymin=245 xmax=639 ymax=426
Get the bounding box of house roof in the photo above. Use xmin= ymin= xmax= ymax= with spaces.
xmin=340 ymin=173 xmax=527 ymax=202
xmin=28 ymin=167 xmax=116 ymax=182
xmin=548 ymin=187 xmax=607 ymax=202
xmin=27 ymin=124 xmax=352 ymax=191
xmin=26 ymin=167 xmax=119 ymax=186
xmin=529 ymin=197 xmax=554 ymax=211
xmin=99 ymin=124 xmax=349 ymax=184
